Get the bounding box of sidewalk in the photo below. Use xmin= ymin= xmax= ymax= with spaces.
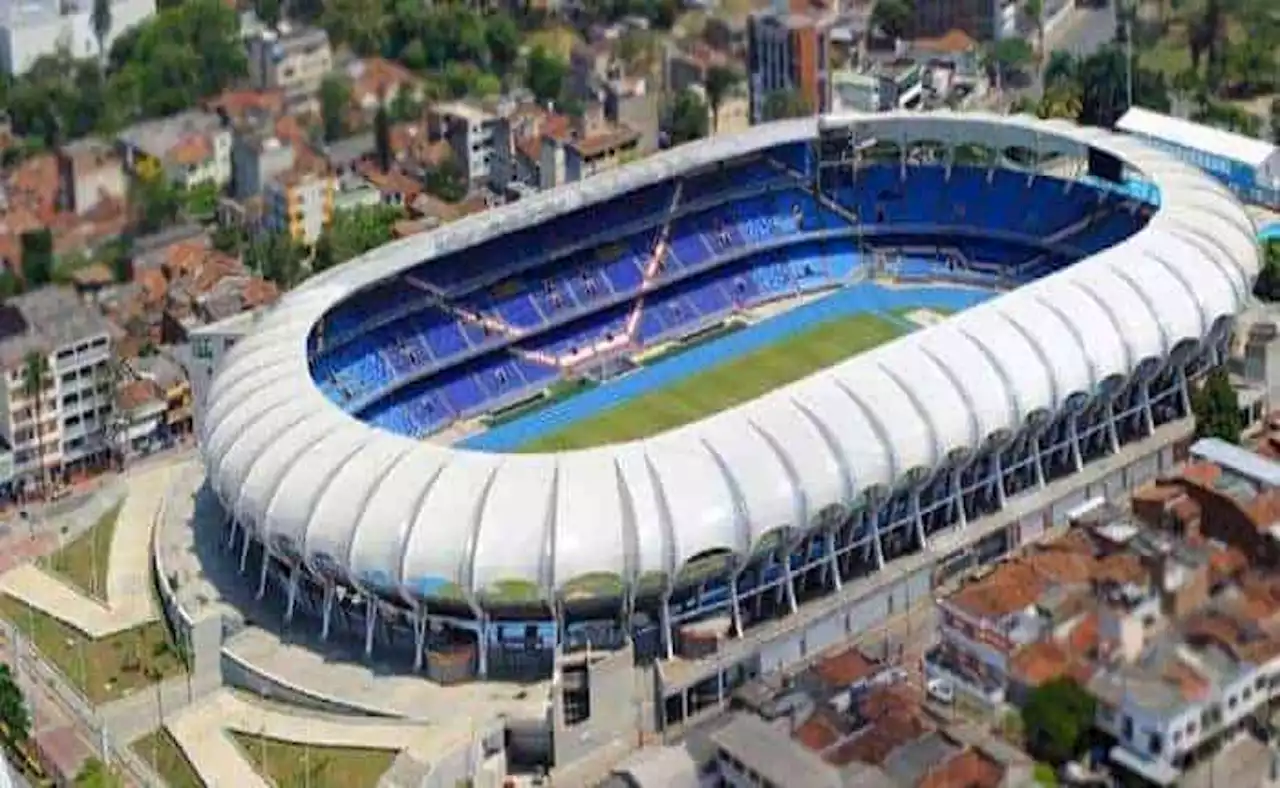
xmin=166 ymin=689 xmax=460 ymax=788
xmin=0 ymin=463 xmax=184 ymax=638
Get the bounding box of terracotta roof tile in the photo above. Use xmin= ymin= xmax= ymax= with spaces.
xmin=917 ymin=748 xmax=1004 ymax=788
xmin=349 ymin=57 xmax=419 ymax=104
xmin=169 ymin=134 xmax=213 ymax=166
xmin=117 ymin=379 xmax=163 ymax=411
xmin=793 ymin=706 xmax=843 ymax=752
xmin=813 ymin=647 xmax=881 ymax=688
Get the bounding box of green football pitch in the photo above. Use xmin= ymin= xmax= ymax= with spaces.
xmin=517 ymin=311 xmax=905 ymax=453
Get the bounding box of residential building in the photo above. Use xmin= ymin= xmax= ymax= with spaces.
xmin=602 ymin=76 xmax=660 ymax=155
xmin=0 ymin=153 xmax=128 ymax=281
xmin=131 ymin=352 xmax=191 ymax=439
xmin=0 ymin=0 xmax=156 ymax=76
xmin=431 ymin=101 xmax=499 ymax=185
xmin=0 ymin=287 xmax=117 ymax=488
xmin=1131 ymin=438 xmax=1280 ymax=566
xmin=538 ymin=104 xmax=640 ymax=190
xmin=231 ymin=132 xmax=295 ymax=200
xmin=245 ymin=22 xmax=332 ymax=111
xmin=333 ymin=174 xmax=384 ymax=213
xmin=112 ymin=377 xmax=165 ymax=458
xmin=830 ymin=61 xmax=924 ymax=113
xmin=56 ymin=138 xmax=127 ymax=216
xmin=345 ymin=57 xmax=423 ymax=116
xmin=264 ymin=164 xmax=335 ymax=244
xmin=117 ymin=110 xmax=233 ymax=189
xmin=746 ymin=0 xmax=841 ymax=123
xmin=179 ymin=310 xmax=257 ymax=433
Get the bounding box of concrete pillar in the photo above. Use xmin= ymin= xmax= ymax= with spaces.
xmin=284 ymin=567 xmax=300 ymax=624
xmin=476 ymin=614 xmax=490 ymax=678
xmin=992 ymin=454 xmax=1007 ymax=509
xmin=1069 ymin=412 xmax=1084 ymax=472
xmin=911 ymin=487 xmax=927 ymax=549
xmin=1141 ymin=379 xmax=1156 ymax=436
xmin=728 ymin=566 xmax=744 ymax=639
xmin=239 ymin=532 xmax=251 ymax=573
xmin=660 ymin=594 xmax=675 ymax=661
xmin=869 ymin=505 xmax=886 ymax=570
xmin=825 ymin=528 xmax=841 ymax=591
xmin=1105 ymin=400 xmax=1121 ymax=454
xmin=320 ymin=585 xmax=335 ymax=640
xmin=412 ymin=610 xmax=427 ymax=672
xmin=363 ymin=598 xmax=378 ymax=658
xmin=256 ymin=552 xmax=269 ymax=599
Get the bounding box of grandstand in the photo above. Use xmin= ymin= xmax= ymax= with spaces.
xmin=200 ymin=112 xmax=1258 ymax=684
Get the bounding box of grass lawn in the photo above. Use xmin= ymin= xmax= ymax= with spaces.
xmin=231 ymin=732 xmax=397 ymax=788
xmin=517 ymin=312 xmax=903 ymax=452
xmin=39 ymin=504 xmax=121 ymax=601
xmin=0 ymin=596 xmax=185 ymax=704
xmin=133 ymin=729 xmax=203 ymax=788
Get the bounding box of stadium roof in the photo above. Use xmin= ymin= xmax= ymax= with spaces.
xmin=200 ymin=111 xmax=1261 ymax=606
xmin=1116 ymin=106 xmax=1279 ymax=171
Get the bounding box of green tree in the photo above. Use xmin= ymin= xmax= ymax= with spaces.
xmin=1192 ymin=367 xmax=1243 ymax=444
xmin=91 ymin=0 xmax=112 ymax=71
xmin=763 ymin=89 xmax=812 ymax=121
xmin=704 ymin=65 xmax=741 ymax=134
xmin=1023 ymin=0 xmax=1044 ymax=60
xmin=320 ymin=74 xmax=351 ymax=143
xmin=424 ymin=155 xmax=468 ymax=203
xmin=245 ymin=232 xmax=307 ymax=289
xmin=485 ymin=13 xmax=521 ymax=76
xmin=321 ymin=0 xmax=388 ymax=55
xmin=21 ymin=351 xmax=50 ymax=498
xmin=870 ymin=0 xmax=912 ymax=39
xmin=989 ymin=38 xmax=1035 ymax=83
xmin=0 ymin=269 xmax=20 ymax=298
xmin=526 ymin=46 xmax=568 ymax=105
xmin=74 ymin=757 xmax=124 ymax=787
xmin=19 ymin=229 xmax=53 ymax=287
xmin=669 ymin=89 xmax=708 ymax=145
xmin=1043 ymin=50 xmax=1077 ymax=89
xmin=314 ymin=205 xmax=404 ymax=272
xmin=1021 ymin=678 xmax=1096 ymax=766
xmin=130 ymin=174 xmax=181 ymax=234
xmin=255 ymin=0 xmax=281 ymax=30
xmin=0 ymin=664 xmax=29 ymax=746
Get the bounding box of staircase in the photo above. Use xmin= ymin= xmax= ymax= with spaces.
xmin=766 ymin=156 xmax=861 ymax=225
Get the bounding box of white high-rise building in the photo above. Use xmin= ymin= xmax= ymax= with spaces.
xmin=0 ymin=0 xmax=157 ymax=76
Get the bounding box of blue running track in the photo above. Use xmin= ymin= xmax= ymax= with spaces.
xmin=461 ymin=282 xmax=995 ymax=451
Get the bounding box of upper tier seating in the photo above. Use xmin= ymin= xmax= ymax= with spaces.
xmin=319 ymin=164 xmax=1147 ymax=434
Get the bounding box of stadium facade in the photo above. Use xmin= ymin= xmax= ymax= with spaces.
xmin=199 ymin=112 xmax=1260 ymax=680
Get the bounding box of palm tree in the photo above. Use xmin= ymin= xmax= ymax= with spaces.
xmin=704 ymin=65 xmax=741 ymax=134
xmin=90 ymin=0 xmax=111 ymax=72
xmin=1023 ymin=0 xmax=1044 ymax=63
xmin=21 ymin=351 xmax=49 ymax=499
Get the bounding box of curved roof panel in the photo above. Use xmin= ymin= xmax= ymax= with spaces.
xmin=200 ymin=112 xmax=1261 ymax=606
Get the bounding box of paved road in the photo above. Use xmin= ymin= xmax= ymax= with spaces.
xmin=1003 ymin=1 xmax=1120 ymax=105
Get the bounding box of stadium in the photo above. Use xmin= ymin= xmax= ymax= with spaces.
xmin=198 ymin=111 xmax=1260 ymax=683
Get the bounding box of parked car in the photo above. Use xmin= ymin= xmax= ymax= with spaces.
xmin=926 ymin=677 xmax=955 ymax=705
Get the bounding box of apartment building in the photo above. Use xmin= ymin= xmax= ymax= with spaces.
xmin=56 ymin=138 xmax=127 ymax=216
xmin=264 ymin=164 xmax=335 ymax=244
xmin=746 ymin=0 xmax=841 ymax=123
xmin=0 ymin=288 xmax=116 ymax=488
xmin=245 ymin=22 xmax=332 ymax=110
xmin=539 ymin=104 xmax=640 ymax=189
xmin=431 ymin=101 xmax=499 ymax=185
xmin=117 ymin=110 xmax=233 ymax=190
xmin=0 ymin=0 xmax=156 ymax=75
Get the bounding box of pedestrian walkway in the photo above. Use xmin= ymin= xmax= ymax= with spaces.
xmin=0 ymin=462 xmax=188 ymax=638
xmin=166 ymin=689 xmax=464 ymax=788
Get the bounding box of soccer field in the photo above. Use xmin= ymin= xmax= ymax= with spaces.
xmin=517 ymin=312 xmax=904 ymax=452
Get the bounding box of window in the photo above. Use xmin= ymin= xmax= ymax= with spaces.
xmin=1149 ymin=732 xmax=1162 ymax=756
xmin=1122 ymin=716 xmax=1134 ymax=741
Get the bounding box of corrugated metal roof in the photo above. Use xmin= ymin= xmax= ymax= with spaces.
xmin=1189 ymin=437 xmax=1280 ymax=489
xmin=1116 ymin=107 xmax=1278 ymax=171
